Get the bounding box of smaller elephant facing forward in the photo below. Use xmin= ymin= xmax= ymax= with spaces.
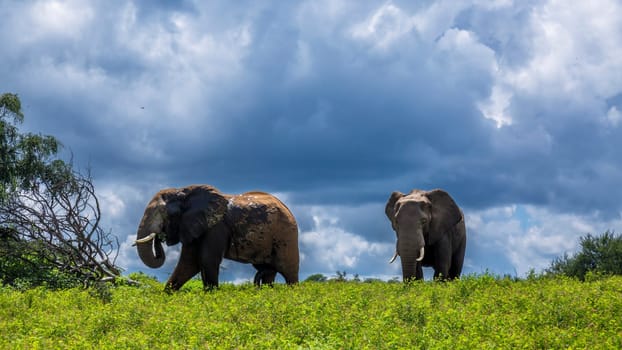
xmin=385 ymin=189 xmax=466 ymax=281
xmin=134 ymin=185 xmax=299 ymax=290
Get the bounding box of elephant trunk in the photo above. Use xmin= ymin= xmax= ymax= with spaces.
xmin=401 ymin=256 xmax=418 ymax=282
xmin=135 ymin=221 xmax=165 ymax=268
xmin=397 ymin=232 xmax=425 ymax=281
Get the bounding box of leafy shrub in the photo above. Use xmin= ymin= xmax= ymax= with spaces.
xmin=126 ymin=272 xmax=163 ymax=290
xmin=304 ymin=273 xmax=327 ymax=282
xmin=0 ymin=238 xmax=82 ymax=290
xmin=547 ymin=231 xmax=622 ymax=280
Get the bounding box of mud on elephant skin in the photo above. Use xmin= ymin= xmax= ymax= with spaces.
xmin=385 ymin=189 xmax=466 ymax=281
xmin=134 ymin=185 xmax=299 ymax=290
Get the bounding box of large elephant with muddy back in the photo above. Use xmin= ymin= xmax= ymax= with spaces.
xmin=385 ymin=189 xmax=466 ymax=281
xmin=134 ymin=185 xmax=299 ymax=290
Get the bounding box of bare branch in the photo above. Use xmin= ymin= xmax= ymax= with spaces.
xmin=0 ymin=166 xmax=121 ymax=285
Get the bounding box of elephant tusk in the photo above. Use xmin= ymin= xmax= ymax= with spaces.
xmin=132 ymin=232 xmax=158 ymax=246
xmin=416 ymin=247 xmax=425 ymax=262
xmin=389 ymin=251 xmax=398 ymax=264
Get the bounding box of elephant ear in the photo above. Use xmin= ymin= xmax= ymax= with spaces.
xmin=178 ymin=185 xmax=229 ymax=245
xmin=161 ymin=190 xmax=184 ymax=246
xmin=385 ymin=191 xmax=404 ymax=230
xmin=426 ymin=189 xmax=462 ymax=241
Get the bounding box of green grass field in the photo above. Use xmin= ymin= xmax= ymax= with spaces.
xmin=1 ymin=275 xmax=621 ymax=349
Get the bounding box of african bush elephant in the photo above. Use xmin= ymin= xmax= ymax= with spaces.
xmin=385 ymin=189 xmax=466 ymax=281
xmin=134 ymin=185 xmax=299 ymax=290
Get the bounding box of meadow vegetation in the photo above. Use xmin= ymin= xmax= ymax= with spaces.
xmin=1 ymin=273 xmax=621 ymax=349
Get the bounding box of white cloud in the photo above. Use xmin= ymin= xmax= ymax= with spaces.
xmin=97 ymin=182 xmax=150 ymax=220
xmin=468 ymin=204 xmax=622 ymax=276
xmin=99 ymin=189 xmax=126 ymax=219
xmin=350 ymin=3 xmax=415 ymax=50
xmin=12 ymin=2 xmax=258 ymax=153
xmin=28 ymin=0 xmax=93 ymax=41
xmin=503 ymin=0 xmax=622 ymax=99
xmin=299 ymin=207 xmax=395 ymax=274
xmin=606 ymin=106 xmax=621 ymax=127
xmin=478 ymin=84 xmax=513 ymax=128
xmin=434 ymin=28 xmax=497 ymax=84
xmin=117 ymin=4 xmax=251 ymax=75
xmin=113 ymin=5 xmax=252 ymax=129
xmin=469 ymin=0 xmax=622 ymax=133
xmin=410 ymin=1 xmax=469 ymax=42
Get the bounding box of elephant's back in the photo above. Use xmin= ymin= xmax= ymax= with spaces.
xmin=240 ymin=191 xmax=270 ymax=197
xmin=230 ymin=192 xmax=296 ymax=226
xmin=235 ymin=191 xmax=274 ymax=202
xmin=237 ymin=192 xmax=292 ymax=214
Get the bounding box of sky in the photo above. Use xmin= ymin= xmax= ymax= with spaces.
xmin=1 ymin=0 xmax=622 ymax=282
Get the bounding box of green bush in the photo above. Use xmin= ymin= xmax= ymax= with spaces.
xmin=304 ymin=273 xmax=327 ymax=282
xmin=0 ymin=239 xmax=82 ymax=290
xmin=547 ymin=231 xmax=622 ymax=280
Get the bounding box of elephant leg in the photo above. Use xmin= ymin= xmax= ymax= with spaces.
xmin=166 ymin=244 xmax=201 ymax=291
xmin=448 ymin=222 xmax=467 ymax=280
xmin=271 ymin=237 xmax=300 ymax=285
xmin=448 ymin=245 xmax=466 ymax=280
xmin=252 ymin=264 xmax=277 ymax=287
xmin=199 ymin=223 xmax=229 ymax=290
xmin=253 ymin=269 xmax=277 ymax=286
xmin=199 ymin=252 xmax=224 ymax=290
xmin=200 ymin=267 xmax=220 ymax=290
xmin=433 ymin=242 xmax=452 ymax=281
xmin=261 ymin=270 xmax=277 ymax=284
xmin=253 ymin=271 xmax=263 ymax=286
xmin=278 ymin=267 xmax=299 ymax=285
xmin=448 ymin=260 xmax=463 ymax=280
xmin=415 ymin=262 xmax=424 ymax=280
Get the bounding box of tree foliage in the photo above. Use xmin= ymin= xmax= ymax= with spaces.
xmin=1 ymin=93 xmax=61 ymax=203
xmin=0 ymin=93 xmax=120 ymax=288
xmin=304 ymin=273 xmax=327 ymax=282
xmin=547 ymin=231 xmax=622 ymax=280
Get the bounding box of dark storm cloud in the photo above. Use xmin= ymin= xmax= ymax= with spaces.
xmin=161 ymin=14 xmax=499 ymax=207
xmin=3 ymin=1 xmax=498 ymax=205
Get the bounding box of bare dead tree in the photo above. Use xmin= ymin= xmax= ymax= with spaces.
xmin=0 ymin=162 xmax=121 ymax=286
